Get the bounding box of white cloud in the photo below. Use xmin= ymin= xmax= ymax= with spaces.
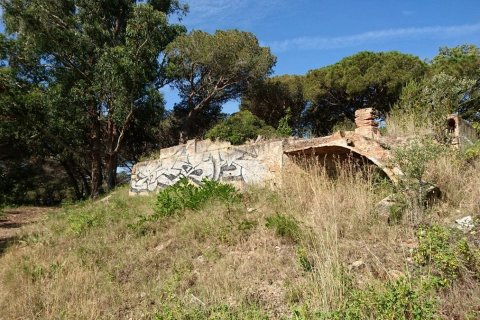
xmin=183 ymin=0 xmax=285 ymax=30
xmin=267 ymin=22 xmax=480 ymax=52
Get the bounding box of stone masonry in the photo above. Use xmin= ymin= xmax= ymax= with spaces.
xmin=130 ymin=108 xmax=479 ymax=195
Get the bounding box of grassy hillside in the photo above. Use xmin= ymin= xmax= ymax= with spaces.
xmin=0 ymin=146 xmax=480 ymax=319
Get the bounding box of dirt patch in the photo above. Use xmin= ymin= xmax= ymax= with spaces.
xmin=0 ymin=207 xmax=55 ymax=255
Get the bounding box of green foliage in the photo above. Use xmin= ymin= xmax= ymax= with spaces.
xmin=67 ymin=210 xmax=104 ymax=236
xmin=394 ymin=140 xmax=446 ymax=183
xmin=304 ymin=51 xmax=426 ymax=135
xmin=205 ymin=111 xmax=279 ymax=145
xmin=297 ymin=247 xmax=313 ymax=272
xmin=1 ymin=0 xmax=185 ymax=198
xmin=414 ymin=225 xmax=480 ymax=283
xmin=391 ymin=140 xmax=446 ymax=223
xmin=240 ymin=75 xmax=306 ymax=132
xmin=414 ymin=225 xmax=461 ymax=282
xmin=431 ymin=44 xmax=480 ymax=79
xmin=276 ymin=110 xmax=294 ymax=136
xmin=155 ymin=178 xmax=241 ymax=218
xmin=463 ymin=141 xmax=480 ymax=161
xmin=265 ymin=214 xmax=300 ymax=243
xmin=153 ymin=303 xmax=268 ymax=319
xmin=320 ymin=277 xmax=438 ymax=320
xmin=389 ymin=73 xmax=476 ymax=139
xmin=165 ymin=29 xmax=276 ymax=140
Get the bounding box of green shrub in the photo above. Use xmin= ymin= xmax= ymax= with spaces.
xmin=392 ymin=139 xmax=446 ymax=222
xmin=414 ymin=224 xmax=480 ymax=283
xmin=414 ymin=225 xmax=460 ymax=283
xmin=394 ymin=140 xmax=446 ymax=183
xmin=463 ymin=141 xmax=480 ymax=161
xmin=276 ymin=111 xmax=293 ymax=136
xmin=320 ymin=277 xmax=438 ymax=320
xmin=265 ymin=214 xmax=300 ymax=243
xmin=67 ymin=211 xmax=104 ymax=235
xmin=153 ymin=303 xmax=268 ymax=319
xmin=155 ymin=178 xmax=241 ymax=218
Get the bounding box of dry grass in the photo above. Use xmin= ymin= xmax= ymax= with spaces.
xmin=384 ymin=109 xmax=434 ymax=138
xmin=0 ymin=155 xmax=479 ymax=319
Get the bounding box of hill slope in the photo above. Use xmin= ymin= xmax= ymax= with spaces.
xmin=0 ymin=149 xmax=479 ymax=319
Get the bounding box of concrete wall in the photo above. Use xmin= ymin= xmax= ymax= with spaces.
xmin=130 ymin=139 xmax=284 ymax=195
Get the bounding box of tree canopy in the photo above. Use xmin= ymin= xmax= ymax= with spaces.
xmin=240 ymin=75 xmax=306 ymax=133
xmin=0 ymin=0 xmax=186 ymax=199
xmin=303 ymin=51 xmax=427 ymax=135
xmin=165 ymin=29 xmax=276 ymax=141
xmin=205 ymin=110 xmax=279 ymax=145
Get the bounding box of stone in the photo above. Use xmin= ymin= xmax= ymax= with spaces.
xmin=154 ymin=239 xmax=173 ymax=252
xmin=455 ymin=216 xmax=475 ymax=232
xmin=349 ymin=260 xmax=365 ymax=270
xmin=375 ymin=195 xmax=397 ymax=223
xmin=387 ymin=269 xmax=405 ymax=280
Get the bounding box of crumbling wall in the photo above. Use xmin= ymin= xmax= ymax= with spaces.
xmin=447 ymin=115 xmax=479 ymax=148
xmin=354 ymin=107 xmax=380 ymax=139
xmin=129 ymin=108 xmax=412 ymax=195
xmin=130 ymin=139 xmax=284 ymax=195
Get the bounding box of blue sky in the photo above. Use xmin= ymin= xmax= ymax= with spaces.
xmin=175 ymin=0 xmax=480 ymax=113
xmin=2 ymin=1 xmax=480 ymax=113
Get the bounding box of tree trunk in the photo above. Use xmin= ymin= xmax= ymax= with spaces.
xmin=60 ymin=158 xmax=82 ymax=200
xmin=104 ymin=152 xmax=118 ymax=192
xmin=90 ymin=114 xmax=103 ymax=199
xmin=179 ymin=107 xmax=199 ymax=143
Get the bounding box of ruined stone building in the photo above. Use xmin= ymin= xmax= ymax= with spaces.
xmin=130 ymin=108 xmax=478 ymax=195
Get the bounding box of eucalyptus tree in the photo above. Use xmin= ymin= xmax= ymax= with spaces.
xmin=1 ymin=0 xmax=186 ymax=197
xmin=165 ymin=29 xmax=276 ymax=141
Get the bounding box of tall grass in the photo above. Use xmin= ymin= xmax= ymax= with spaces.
xmin=0 ymin=154 xmax=479 ymax=319
xmin=384 ymin=109 xmax=434 ymax=138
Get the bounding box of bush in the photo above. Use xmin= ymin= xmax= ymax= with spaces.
xmin=414 ymin=225 xmax=461 ymax=282
xmin=391 ymin=139 xmax=446 ymax=223
xmin=320 ymin=277 xmax=438 ymax=320
xmin=155 ymin=178 xmax=241 ymax=218
xmin=463 ymin=141 xmax=480 ymax=161
xmin=414 ymin=224 xmax=480 ymax=283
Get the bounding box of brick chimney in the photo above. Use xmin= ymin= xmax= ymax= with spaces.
xmin=354 ymin=108 xmax=380 ymax=139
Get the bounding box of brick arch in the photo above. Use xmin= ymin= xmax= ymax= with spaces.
xmin=284 ymin=142 xmax=399 ymax=183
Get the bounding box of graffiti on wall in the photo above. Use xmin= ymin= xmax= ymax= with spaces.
xmin=130 ymin=146 xmax=267 ymax=193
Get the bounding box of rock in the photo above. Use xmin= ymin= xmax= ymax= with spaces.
xmin=247 ymin=207 xmax=256 ymax=213
xmin=375 ymin=195 xmax=397 ymax=223
xmin=455 ymin=215 xmax=475 ymax=232
xmin=154 ymin=239 xmax=173 ymax=252
xmin=349 ymin=260 xmax=365 ymax=270
xmin=387 ymin=269 xmax=405 ymax=280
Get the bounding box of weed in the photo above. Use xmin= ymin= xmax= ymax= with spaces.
xmin=265 ymin=213 xmax=300 ymax=243
xmin=67 ymin=211 xmax=103 ymax=235
xmin=392 ymin=140 xmax=446 ymax=223
xmin=320 ymin=277 xmax=438 ymax=320
xmin=463 ymin=141 xmax=480 ymax=161
xmin=155 ymin=178 xmax=241 ymax=218
xmin=297 ymin=247 xmax=313 ymax=272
